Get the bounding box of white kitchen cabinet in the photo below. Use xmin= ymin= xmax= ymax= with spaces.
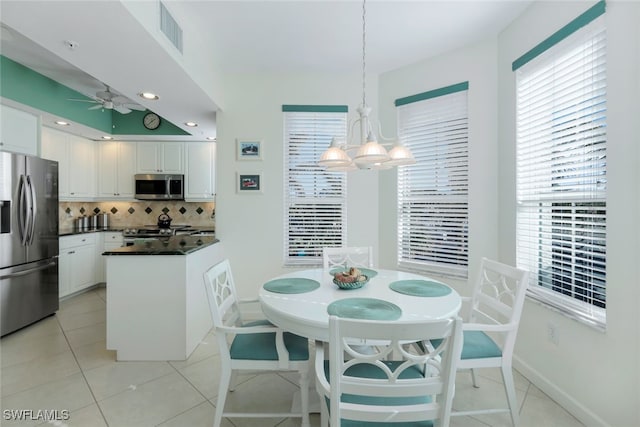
xmin=96 ymin=232 xmax=124 ymax=283
xmin=0 ymin=104 xmax=39 ymax=156
xmin=59 ymin=234 xmax=97 ymax=298
xmin=41 ymin=127 xmax=97 ymax=200
xmin=136 ymin=142 xmax=183 ymax=174
xmin=98 ymin=141 xmax=136 ymax=198
xmin=184 ymin=142 xmax=216 ymax=201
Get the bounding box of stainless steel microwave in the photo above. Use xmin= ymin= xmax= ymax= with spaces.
xmin=134 ymin=174 xmax=184 ymax=200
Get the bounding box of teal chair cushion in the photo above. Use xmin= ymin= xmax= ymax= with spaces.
xmin=230 ymin=319 xmax=309 ymax=361
xmin=323 ymin=360 xmax=434 ymax=427
xmin=432 ymin=330 xmax=502 ymax=360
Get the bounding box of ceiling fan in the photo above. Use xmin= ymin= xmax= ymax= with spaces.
xmin=68 ymin=85 xmax=146 ymax=114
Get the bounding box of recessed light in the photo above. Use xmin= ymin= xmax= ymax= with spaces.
xmin=206 ymin=136 xmax=217 ymax=141
xmin=101 ymin=136 xmax=113 ymax=140
xmin=138 ymin=92 xmax=159 ymax=100
xmin=55 ymin=120 xmax=70 ymax=126
xmin=185 ymin=122 xmax=198 ymax=127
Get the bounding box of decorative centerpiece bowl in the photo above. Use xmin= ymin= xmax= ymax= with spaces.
xmin=332 ymin=267 xmax=369 ymax=290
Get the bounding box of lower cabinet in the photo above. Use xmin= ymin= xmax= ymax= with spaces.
xmin=59 ymin=234 xmax=97 ymax=298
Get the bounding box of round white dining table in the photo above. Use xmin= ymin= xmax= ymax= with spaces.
xmin=259 ymin=268 xmax=462 ymax=342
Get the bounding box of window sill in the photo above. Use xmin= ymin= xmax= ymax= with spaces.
xmin=526 ymin=290 xmax=606 ymax=333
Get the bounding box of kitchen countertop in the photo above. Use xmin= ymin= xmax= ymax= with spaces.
xmin=59 ymin=227 xmax=126 ymax=237
xmin=102 ymin=235 xmax=219 ymax=255
xmin=59 ymin=227 xmax=214 ymax=237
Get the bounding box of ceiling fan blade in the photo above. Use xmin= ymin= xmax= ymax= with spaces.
xmin=124 ymin=103 xmax=146 ymax=111
xmin=114 ymin=105 xmax=131 ymax=114
xmin=67 ymin=98 xmax=99 ymax=103
xmin=88 ymin=104 xmax=103 ymax=110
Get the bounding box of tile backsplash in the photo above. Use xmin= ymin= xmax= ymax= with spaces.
xmin=60 ymin=201 xmax=215 ymax=230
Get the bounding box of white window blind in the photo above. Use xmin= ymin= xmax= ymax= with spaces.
xmin=283 ymin=106 xmax=348 ymax=266
xmin=514 ymin=6 xmax=607 ymax=329
xmin=396 ymin=83 xmax=469 ymax=278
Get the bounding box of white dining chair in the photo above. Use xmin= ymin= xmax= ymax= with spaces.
xmin=203 ymin=259 xmax=310 ymax=427
xmin=322 ymin=246 xmax=373 ymax=270
xmin=448 ymin=257 xmax=530 ymax=426
xmin=315 ymin=315 xmax=463 ymax=427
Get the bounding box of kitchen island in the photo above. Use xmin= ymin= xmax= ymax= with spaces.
xmin=104 ymin=236 xmax=223 ymax=361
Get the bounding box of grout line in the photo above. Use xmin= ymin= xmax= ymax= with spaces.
xmin=520 ymin=380 xmax=532 ymax=414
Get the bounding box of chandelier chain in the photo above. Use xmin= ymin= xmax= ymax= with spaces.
xmin=362 ymin=0 xmax=366 ymax=107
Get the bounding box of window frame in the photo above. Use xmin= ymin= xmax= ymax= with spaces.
xmin=395 ymin=82 xmax=470 ymax=279
xmin=282 ymin=105 xmax=348 ymax=267
xmin=513 ymin=1 xmax=607 ymax=330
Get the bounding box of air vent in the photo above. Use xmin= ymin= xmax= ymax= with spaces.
xmin=159 ymin=1 xmax=183 ymax=54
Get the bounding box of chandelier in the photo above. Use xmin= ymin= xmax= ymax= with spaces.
xmin=318 ymin=0 xmax=415 ymax=172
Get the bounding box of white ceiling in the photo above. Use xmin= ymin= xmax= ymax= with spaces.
xmin=0 ymin=0 xmax=532 ymax=141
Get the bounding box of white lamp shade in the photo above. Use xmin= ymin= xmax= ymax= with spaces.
xmin=353 ymin=141 xmax=389 ymax=165
xmin=386 ymin=143 xmax=416 ymax=166
xmin=326 ymin=163 xmax=358 ymax=172
xmin=318 ymin=138 xmax=352 ymax=167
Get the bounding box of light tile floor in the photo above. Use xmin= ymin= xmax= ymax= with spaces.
xmin=0 ymin=287 xmax=585 ymax=427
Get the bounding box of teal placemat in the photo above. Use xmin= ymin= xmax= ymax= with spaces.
xmin=389 ymin=280 xmax=452 ymax=297
xmin=327 ymin=298 xmax=402 ymax=320
xmin=329 ymin=267 xmax=378 ymax=279
xmin=263 ymin=278 xmax=320 ymax=294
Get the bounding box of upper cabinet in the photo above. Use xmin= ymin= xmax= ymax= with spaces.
xmin=136 ymin=142 xmax=183 ymax=174
xmin=0 ymin=104 xmax=39 ymax=156
xmin=41 ymin=127 xmax=97 ymax=200
xmin=184 ymin=142 xmax=216 ymax=201
xmin=98 ymin=141 xmax=136 ymax=199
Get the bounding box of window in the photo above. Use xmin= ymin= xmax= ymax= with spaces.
xmin=283 ymin=105 xmax=348 ymax=266
xmin=396 ymin=83 xmax=469 ymax=278
xmin=514 ymin=1 xmax=607 ymax=329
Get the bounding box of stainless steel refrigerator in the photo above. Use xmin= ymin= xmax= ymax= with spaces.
xmin=1 ymin=152 xmax=59 ymax=337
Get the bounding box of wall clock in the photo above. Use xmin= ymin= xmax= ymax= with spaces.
xmin=143 ymin=112 xmax=161 ymax=130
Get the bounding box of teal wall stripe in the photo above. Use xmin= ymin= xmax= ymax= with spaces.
xmin=512 ymin=0 xmax=606 ymax=71
xmin=112 ymin=110 xmax=189 ymax=135
xmin=0 ymin=55 xmax=187 ymax=136
xmin=282 ymin=105 xmax=348 ymax=113
xmin=1 ymin=56 xmax=112 ymax=133
xmin=394 ymin=81 xmax=469 ymax=107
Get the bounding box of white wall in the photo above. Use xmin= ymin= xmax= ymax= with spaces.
xmin=215 ymin=72 xmax=381 ymax=299
xmin=378 ymin=38 xmax=500 ymax=293
xmin=497 ymin=1 xmax=640 ymax=426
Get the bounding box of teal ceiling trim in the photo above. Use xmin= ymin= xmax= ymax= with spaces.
xmin=282 ymin=105 xmax=348 ymax=113
xmin=0 ymin=55 xmax=188 ymax=136
xmin=512 ymin=0 xmax=606 ymax=71
xmin=395 ymin=81 xmax=469 ymax=107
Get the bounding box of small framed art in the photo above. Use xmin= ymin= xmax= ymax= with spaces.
xmin=237 ymin=139 xmax=263 ymax=160
xmin=237 ymin=173 xmax=262 ymax=194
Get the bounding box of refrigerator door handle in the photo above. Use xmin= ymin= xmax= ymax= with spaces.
xmin=17 ymin=174 xmax=29 ymax=245
xmin=0 ymin=257 xmax=58 ymax=280
xmin=26 ymin=175 xmax=37 ymax=245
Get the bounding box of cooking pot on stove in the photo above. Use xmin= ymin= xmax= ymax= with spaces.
xmin=157 ymin=213 xmax=173 ymax=228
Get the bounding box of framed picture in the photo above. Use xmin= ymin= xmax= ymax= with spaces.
xmin=237 ymin=173 xmax=262 ymax=194
xmin=237 ymin=139 xmax=263 ymax=160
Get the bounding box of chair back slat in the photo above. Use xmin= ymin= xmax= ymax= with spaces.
xmin=469 ymin=258 xmax=529 ymax=326
xmin=203 ymin=259 xmax=241 ymax=327
xmin=322 ymin=246 xmax=373 ymax=270
xmin=328 ymin=315 xmax=462 ymax=426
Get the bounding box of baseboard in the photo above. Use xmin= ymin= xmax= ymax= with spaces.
xmin=513 ymin=355 xmax=609 ymax=427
